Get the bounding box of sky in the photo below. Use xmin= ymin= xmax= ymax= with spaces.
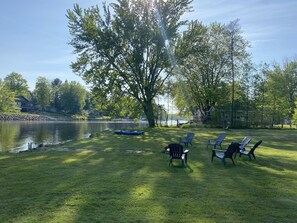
xmin=0 ymin=0 xmax=296 ymax=90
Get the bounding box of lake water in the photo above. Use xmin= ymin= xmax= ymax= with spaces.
xmin=0 ymin=121 xmax=148 ymax=153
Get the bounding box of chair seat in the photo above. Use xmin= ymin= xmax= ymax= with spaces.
xmin=240 ymin=150 xmax=249 ymax=155
xmin=215 ymin=153 xmax=225 ymax=159
xmin=239 ymin=140 xmax=262 ymax=160
xmin=211 ymin=143 xmax=239 ymax=166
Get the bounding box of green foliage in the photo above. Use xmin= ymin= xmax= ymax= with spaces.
xmin=51 ymin=78 xmax=63 ymax=111
xmin=175 ymin=20 xmax=251 ymax=122
xmin=66 ymin=0 xmax=193 ymax=127
xmin=0 ymin=80 xmax=19 ymax=113
xmin=261 ymin=61 xmax=297 ymax=125
xmin=292 ymin=100 xmax=297 ymax=125
xmin=34 ymin=77 xmax=51 ymax=111
xmin=3 ymin=72 xmax=30 ymax=98
xmin=59 ymin=81 xmax=87 ymax=115
xmin=89 ymin=87 xmax=142 ymax=119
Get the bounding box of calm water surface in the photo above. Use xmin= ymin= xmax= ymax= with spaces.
xmin=0 ymin=121 xmax=147 ymax=153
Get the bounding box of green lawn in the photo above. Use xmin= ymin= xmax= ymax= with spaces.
xmin=1 ymin=128 xmax=297 ymax=223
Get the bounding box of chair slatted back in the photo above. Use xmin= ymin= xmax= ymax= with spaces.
xmin=239 ymin=136 xmax=252 ymax=150
xmin=225 ymin=143 xmax=240 ymax=158
xmin=168 ymin=143 xmax=184 ymax=159
xmin=179 ymin=132 xmax=194 ymax=147
xmin=215 ymin=134 xmax=225 ymax=146
xmin=185 ymin=133 xmax=194 ymax=143
xmin=251 ymin=140 xmax=263 ymax=152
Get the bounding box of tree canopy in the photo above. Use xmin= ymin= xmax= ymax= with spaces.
xmin=67 ymin=0 xmax=193 ymax=127
xmin=4 ymin=72 xmax=30 ymax=98
xmin=34 ymin=77 xmax=51 ymax=111
xmin=0 ymin=80 xmax=18 ymax=113
xmin=175 ymin=20 xmax=251 ymax=123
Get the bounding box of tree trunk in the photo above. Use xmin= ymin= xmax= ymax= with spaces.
xmin=143 ymin=100 xmax=155 ymax=128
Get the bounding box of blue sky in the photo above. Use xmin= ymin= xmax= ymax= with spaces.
xmin=0 ymin=0 xmax=296 ymax=90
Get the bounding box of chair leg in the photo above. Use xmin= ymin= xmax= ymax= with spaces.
xmin=211 ymin=151 xmax=215 ymax=162
xmin=251 ymin=153 xmax=256 ymax=159
xmin=231 ymin=157 xmax=235 ymax=165
xmin=222 ymin=158 xmax=226 ymax=166
xmin=234 ymin=152 xmax=237 ymax=159
xmin=248 ymin=154 xmax=252 ymax=161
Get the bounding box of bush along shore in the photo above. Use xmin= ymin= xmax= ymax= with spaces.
xmin=0 ymin=114 xmax=56 ymax=121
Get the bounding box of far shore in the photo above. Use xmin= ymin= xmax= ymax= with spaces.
xmin=0 ymin=113 xmax=70 ymax=121
xmin=0 ymin=113 xmax=147 ymax=123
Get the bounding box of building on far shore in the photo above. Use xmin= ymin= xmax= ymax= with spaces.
xmin=15 ymin=96 xmax=36 ymax=112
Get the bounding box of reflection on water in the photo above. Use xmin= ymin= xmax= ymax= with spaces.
xmin=0 ymin=121 xmax=147 ymax=153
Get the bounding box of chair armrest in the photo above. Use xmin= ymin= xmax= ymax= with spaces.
xmin=184 ymin=150 xmax=189 ymax=153
xmin=212 ymin=149 xmax=226 ymax=152
xmin=231 ymin=141 xmax=239 ymax=144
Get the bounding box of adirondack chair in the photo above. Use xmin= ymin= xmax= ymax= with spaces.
xmin=239 ymin=140 xmax=263 ymax=160
xmin=211 ymin=143 xmax=240 ymax=166
xmin=167 ymin=143 xmax=189 ymax=166
xmin=239 ymin=136 xmax=252 ymax=150
xmin=179 ymin=132 xmax=194 ymax=147
xmin=207 ymin=134 xmax=225 ymax=149
xmin=233 ymin=136 xmax=252 ymax=158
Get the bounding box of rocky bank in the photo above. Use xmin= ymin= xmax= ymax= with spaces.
xmin=0 ymin=114 xmax=56 ymax=121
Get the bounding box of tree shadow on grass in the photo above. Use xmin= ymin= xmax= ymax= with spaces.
xmin=1 ymin=128 xmax=297 ymax=222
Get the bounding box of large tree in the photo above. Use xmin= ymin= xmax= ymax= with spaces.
xmin=174 ymin=21 xmax=230 ymax=121
xmin=0 ymin=79 xmax=18 ymax=113
xmin=34 ymin=77 xmax=51 ymax=111
xmin=59 ymin=81 xmax=87 ymax=115
xmin=4 ymin=72 xmax=30 ymax=98
xmin=67 ymin=0 xmax=192 ymax=127
xmin=51 ymin=78 xmax=63 ymax=111
xmin=263 ymin=60 xmax=297 ymax=126
xmin=175 ymin=20 xmax=250 ymax=124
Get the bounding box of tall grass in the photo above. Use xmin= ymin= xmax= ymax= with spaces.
xmin=1 ymin=128 xmax=296 ymax=222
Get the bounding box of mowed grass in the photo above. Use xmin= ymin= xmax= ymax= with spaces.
xmin=1 ymin=127 xmax=297 ymax=223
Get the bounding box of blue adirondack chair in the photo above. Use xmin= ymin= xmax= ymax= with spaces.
xmin=207 ymin=134 xmax=225 ymax=149
xmin=179 ymin=132 xmax=194 ymax=147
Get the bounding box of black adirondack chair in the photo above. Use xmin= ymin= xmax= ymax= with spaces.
xmin=239 ymin=140 xmax=263 ymax=160
xmin=211 ymin=143 xmax=240 ymax=166
xmin=167 ymin=143 xmax=189 ymax=166
xmin=179 ymin=132 xmax=194 ymax=147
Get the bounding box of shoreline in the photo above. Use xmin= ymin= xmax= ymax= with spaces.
xmin=0 ymin=114 xmax=59 ymax=121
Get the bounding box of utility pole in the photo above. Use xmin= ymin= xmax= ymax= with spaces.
xmin=226 ymin=19 xmax=240 ymax=128
xmin=230 ymin=32 xmax=235 ymax=128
